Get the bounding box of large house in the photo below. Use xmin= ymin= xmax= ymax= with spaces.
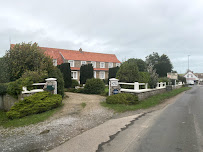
xmin=184 ymin=70 xmax=199 ymax=84
xmin=41 ymin=47 xmax=121 ymax=81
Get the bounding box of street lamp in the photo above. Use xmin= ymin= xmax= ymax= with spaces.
xmin=188 ymin=55 xmax=190 ymax=71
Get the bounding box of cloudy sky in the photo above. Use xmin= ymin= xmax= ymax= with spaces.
xmin=0 ymin=0 xmax=202 ymax=73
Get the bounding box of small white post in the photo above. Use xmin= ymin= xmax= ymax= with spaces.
xmin=134 ymin=82 xmax=139 ymax=90
xmin=145 ymin=83 xmax=148 ymax=89
xmin=108 ymin=80 xmax=110 ymax=96
xmin=164 ymin=82 xmax=166 ymax=88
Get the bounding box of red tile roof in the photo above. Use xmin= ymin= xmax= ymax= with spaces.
xmin=10 ymin=44 xmax=121 ymax=65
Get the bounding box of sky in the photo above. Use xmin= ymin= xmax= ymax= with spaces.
xmin=0 ymin=0 xmax=203 ymax=73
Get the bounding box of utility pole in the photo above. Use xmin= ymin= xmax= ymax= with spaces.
xmin=188 ymin=55 xmax=190 ymax=71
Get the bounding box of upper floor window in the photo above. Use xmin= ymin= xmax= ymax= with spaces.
xmin=100 ymin=62 xmax=105 ymax=68
xmin=116 ymin=63 xmax=121 ymax=67
xmin=91 ymin=61 xmax=96 ymax=68
xmin=108 ymin=62 xmax=113 ymax=68
xmin=68 ymin=60 xmax=74 ymax=67
xmin=81 ymin=61 xmax=87 ymax=65
xmin=53 ymin=59 xmax=57 ymax=66
xmin=99 ymin=71 xmax=105 ymax=79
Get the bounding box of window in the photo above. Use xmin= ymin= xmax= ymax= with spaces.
xmin=81 ymin=61 xmax=87 ymax=65
xmin=94 ymin=71 xmax=96 ymax=78
xmin=100 ymin=62 xmax=105 ymax=68
xmin=53 ymin=59 xmax=57 ymax=66
xmin=68 ymin=60 xmax=74 ymax=67
xmin=116 ymin=63 xmax=121 ymax=67
xmin=91 ymin=61 xmax=96 ymax=68
xmin=108 ymin=62 xmax=113 ymax=68
xmin=71 ymin=71 xmax=77 ymax=79
xmin=99 ymin=71 xmax=105 ymax=79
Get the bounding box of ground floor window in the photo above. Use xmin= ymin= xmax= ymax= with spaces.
xmin=71 ymin=71 xmax=78 ymax=79
xmin=94 ymin=71 xmax=96 ymax=78
xmin=99 ymin=71 xmax=105 ymax=79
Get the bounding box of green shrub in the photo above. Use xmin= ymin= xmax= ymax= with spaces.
xmin=108 ymin=67 xmax=119 ymax=79
xmin=21 ymin=70 xmax=48 ymax=83
xmin=103 ymin=79 xmax=109 ymax=85
xmin=84 ymin=78 xmax=105 ymax=94
xmin=75 ymin=88 xmax=85 ymax=93
xmin=158 ymin=77 xmax=170 ymax=83
xmin=7 ymin=77 xmax=33 ymax=98
xmin=57 ymin=63 xmax=72 ymax=88
xmin=6 ymin=92 xmax=62 ymax=119
xmin=106 ymin=93 xmax=139 ymax=105
xmin=71 ymin=79 xmax=79 ymax=88
xmin=80 ymin=64 xmax=94 ymax=84
xmin=139 ymin=72 xmax=150 ymax=83
xmin=0 ymin=83 xmax=8 ymax=95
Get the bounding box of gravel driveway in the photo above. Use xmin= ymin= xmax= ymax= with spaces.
xmin=0 ymin=92 xmax=114 ymax=152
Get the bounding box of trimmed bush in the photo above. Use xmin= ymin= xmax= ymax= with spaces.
xmin=71 ymin=79 xmax=79 ymax=88
xmin=106 ymin=93 xmax=139 ymax=105
xmin=108 ymin=67 xmax=119 ymax=79
xmin=158 ymin=77 xmax=170 ymax=83
xmin=6 ymin=92 xmax=62 ymax=119
xmin=80 ymin=64 xmax=94 ymax=84
xmin=57 ymin=63 xmax=72 ymax=88
xmin=0 ymin=83 xmax=8 ymax=95
xmin=139 ymin=72 xmax=150 ymax=83
xmin=84 ymin=78 xmax=105 ymax=94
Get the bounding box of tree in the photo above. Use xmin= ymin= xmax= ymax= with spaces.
xmin=116 ymin=59 xmax=140 ymax=82
xmin=4 ymin=42 xmax=54 ymax=81
xmin=145 ymin=52 xmax=173 ymax=77
xmin=128 ymin=58 xmax=147 ymax=72
xmin=0 ymin=57 xmax=10 ymax=83
xmin=80 ymin=64 xmax=94 ymax=84
xmin=108 ymin=66 xmax=119 ymax=79
xmin=147 ymin=64 xmax=158 ymax=88
xmin=57 ymin=63 xmax=72 ymax=88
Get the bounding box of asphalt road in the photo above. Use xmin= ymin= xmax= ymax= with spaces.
xmin=99 ymin=86 xmax=203 ymax=152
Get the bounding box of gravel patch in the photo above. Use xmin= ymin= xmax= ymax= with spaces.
xmin=0 ymin=93 xmax=114 ymax=152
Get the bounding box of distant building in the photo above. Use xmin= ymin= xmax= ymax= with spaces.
xmin=184 ymin=70 xmax=199 ymax=85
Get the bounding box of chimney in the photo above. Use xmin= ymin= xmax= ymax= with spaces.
xmin=79 ymin=48 xmax=82 ymax=53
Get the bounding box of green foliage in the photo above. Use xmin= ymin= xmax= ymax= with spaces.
xmin=7 ymin=77 xmax=33 ymax=98
xmin=84 ymin=78 xmax=105 ymax=94
xmin=128 ymin=58 xmax=147 ymax=72
xmin=4 ymin=42 xmax=54 ymax=81
xmin=48 ymin=67 xmax=64 ymax=97
xmin=178 ymin=75 xmax=186 ymax=83
xmin=103 ymin=79 xmax=109 ymax=84
xmin=146 ymin=52 xmax=173 ymax=77
xmin=0 ymin=83 xmax=8 ymax=95
xmin=81 ymin=102 xmax=86 ymax=108
xmin=109 ymin=67 xmax=119 ymax=79
xmin=106 ymin=93 xmax=139 ymax=105
xmin=139 ymin=72 xmax=150 ymax=83
xmin=0 ymin=57 xmax=10 ymax=83
xmin=21 ymin=70 xmax=48 ymax=83
xmin=71 ymin=79 xmax=79 ymax=88
xmin=6 ymin=92 xmax=62 ymax=119
xmin=147 ymin=64 xmax=158 ymax=88
xmin=158 ymin=77 xmax=170 ymax=83
xmin=80 ymin=64 xmax=94 ymax=84
xmin=57 ymin=63 xmax=72 ymax=88
xmin=117 ymin=59 xmax=140 ymax=82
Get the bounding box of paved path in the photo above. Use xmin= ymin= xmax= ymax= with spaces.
xmin=100 ymin=86 xmax=203 ymax=152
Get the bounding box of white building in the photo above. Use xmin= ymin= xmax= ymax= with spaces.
xmin=184 ymin=70 xmax=199 ymax=85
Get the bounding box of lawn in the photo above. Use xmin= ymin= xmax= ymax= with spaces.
xmin=0 ymin=105 xmax=63 ymax=128
xmin=101 ymin=87 xmax=191 ymax=113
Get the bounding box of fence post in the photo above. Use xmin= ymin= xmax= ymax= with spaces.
xmin=145 ymin=83 xmax=148 ymax=89
xmin=134 ymin=82 xmax=139 ymax=90
xmin=160 ymin=82 xmax=163 ymax=87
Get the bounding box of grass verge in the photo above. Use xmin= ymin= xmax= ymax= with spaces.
xmin=101 ymin=87 xmax=191 ymax=113
xmin=0 ymin=104 xmax=63 ymax=128
xmin=81 ymin=102 xmax=87 ymax=108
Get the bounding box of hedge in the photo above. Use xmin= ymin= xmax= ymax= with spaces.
xmin=0 ymin=83 xmax=8 ymax=95
xmin=6 ymin=92 xmax=62 ymax=119
xmin=106 ymin=93 xmax=139 ymax=105
xmin=84 ymin=78 xmax=105 ymax=94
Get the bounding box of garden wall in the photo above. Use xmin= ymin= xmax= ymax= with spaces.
xmin=0 ymin=94 xmax=18 ymax=111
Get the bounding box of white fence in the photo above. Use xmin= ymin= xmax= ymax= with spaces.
xmin=119 ymin=82 xmax=166 ymax=93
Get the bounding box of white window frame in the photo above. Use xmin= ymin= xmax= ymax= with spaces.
xmin=71 ymin=71 xmax=78 ymax=79
xmin=99 ymin=71 xmax=105 ymax=79
xmin=68 ymin=60 xmax=74 ymax=67
xmin=116 ymin=63 xmax=121 ymax=67
xmin=94 ymin=71 xmax=96 ymax=78
xmin=53 ymin=59 xmax=57 ymax=66
xmin=91 ymin=61 xmax=96 ymax=68
xmin=108 ymin=62 xmax=113 ymax=68
xmin=81 ymin=61 xmax=87 ymax=65
xmin=100 ymin=62 xmax=105 ymax=68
